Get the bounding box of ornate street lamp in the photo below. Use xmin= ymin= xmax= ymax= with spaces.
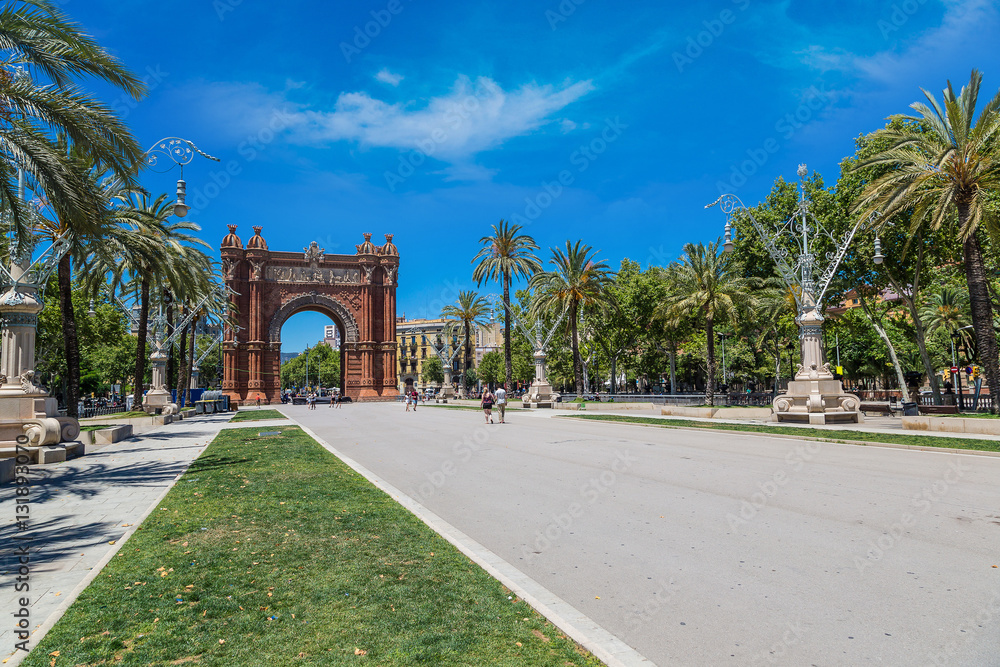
xmin=142 ymin=138 xmax=220 ymax=217
xmin=708 ymin=164 xmax=880 ymax=424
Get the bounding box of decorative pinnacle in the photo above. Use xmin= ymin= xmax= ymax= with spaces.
xmin=797 ymin=164 xmax=808 ymax=178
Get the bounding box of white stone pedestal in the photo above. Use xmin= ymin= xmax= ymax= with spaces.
xmin=772 ymin=307 xmax=862 ymax=424
xmin=144 ymin=348 xmax=178 ymax=415
xmin=522 ymin=350 xmax=555 ymax=408
xmin=0 ymin=273 xmax=79 ymax=449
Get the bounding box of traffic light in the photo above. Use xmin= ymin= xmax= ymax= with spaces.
xmin=942 ymin=368 xmax=950 ymax=381
xmin=973 ymin=366 xmax=981 ymax=380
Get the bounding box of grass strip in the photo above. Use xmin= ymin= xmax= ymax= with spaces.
xmin=79 ymin=424 xmax=116 ymax=432
xmin=229 ymin=409 xmax=287 ymax=422
xmin=566 ymin=414 xmax=1000 ymax=453
xmin=24 ymin=427 xmax=599 ymax=667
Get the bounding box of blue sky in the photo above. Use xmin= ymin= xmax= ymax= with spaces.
xmin=71 ymin=0 xmax=1000 ymax=352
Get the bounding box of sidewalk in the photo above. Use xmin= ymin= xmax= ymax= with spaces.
xmin=0 ymin=412 xmax=233 ymax=665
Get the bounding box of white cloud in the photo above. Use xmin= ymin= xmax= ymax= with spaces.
xmin=560 ymin=118 xmax=578 ymax=133
xmin=294 ymin=75 xmax=595 ymax=160
xmin=375 ymin=68 xmax=404 ymax=86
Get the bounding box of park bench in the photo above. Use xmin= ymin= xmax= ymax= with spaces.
xmin=917 ymin=404 xmax=959 ymax=415
xmin=860 ymin=401 xmax=894 ymax=417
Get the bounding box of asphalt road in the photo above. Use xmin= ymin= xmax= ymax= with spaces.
xmin=284 ymin=402 xmax=1000 ymax=666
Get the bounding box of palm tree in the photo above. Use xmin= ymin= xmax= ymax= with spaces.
xmin=83 ymin=193 xmax=208 ymax=410
xmin=852 ymin=70 xmax=1000 ymax=410
xmin=440 ymin=290 xmax=490 ymax=393
xmin=0 ymin=0 xmax=145 ymax=247
xmin=472 ymin=220 xmax=540 ymax=389
xmin=660 ymin=240 xmax=759 ymax=406
xmin=921 ymin=285 xmax=973 ymax=345
xmin=529 ymin=240 xmax=614 ymax=396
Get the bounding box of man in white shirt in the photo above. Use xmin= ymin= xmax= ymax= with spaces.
xmin=495 ymin=384 xmax=507 ymax=424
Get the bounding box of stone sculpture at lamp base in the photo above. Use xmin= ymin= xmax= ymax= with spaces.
xmin=523 ymin=350 xmax=555 ymax=408
xmin=143 ymin=348 xmax=178 ymax=415
xmin=0 ymin=287 xmax=80 ymax=453
xmin=772 ymin=311 xmax=863 ymax=425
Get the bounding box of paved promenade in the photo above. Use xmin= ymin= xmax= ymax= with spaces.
xmin=0 ymin=412 xmax=237 ymax=665
xmin=284 ymin=402 xmax=1000 ymax=666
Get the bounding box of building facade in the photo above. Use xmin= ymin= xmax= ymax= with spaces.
xmin=396 ymin=318 xmax=476 ymax=392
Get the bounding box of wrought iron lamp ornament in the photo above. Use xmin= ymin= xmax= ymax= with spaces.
xmin=707 ymin=163 xmax=878 ymax=424
xmin=143 ymin=137 xmax=220 ymax=217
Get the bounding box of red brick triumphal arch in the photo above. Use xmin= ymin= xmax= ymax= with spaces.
xmin=220 ymin=226 xmax=399 ymax=404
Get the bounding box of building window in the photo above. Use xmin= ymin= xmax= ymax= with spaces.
xmin=421 ymin=349 xmax=426 ymax=358
xmin=411 ymin=336 xmax=416 ymax=345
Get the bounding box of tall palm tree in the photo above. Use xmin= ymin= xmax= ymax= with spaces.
xmin=529 ymin=240 xmax=614 ymax=396
xmin=660 ymin=240 xmax=758 ymax=406
xmin=440 ymin=290 xmax=490 ymax=393
xmin=0 ymin=0 xmax=145 ymax=248
xmin=852 ymin=70 xmax=1000 ymax=410
xmin=472 ymin=220 xmax=540 ymax=389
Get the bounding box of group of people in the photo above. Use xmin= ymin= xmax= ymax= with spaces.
xmin=404 ymin=389 xmax=422 ymax=411
xmin=480 ymin=385 xmax=507 ymax=424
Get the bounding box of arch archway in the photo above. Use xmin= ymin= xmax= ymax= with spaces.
xmin=220 ymin=227 xmax=399 ymax=404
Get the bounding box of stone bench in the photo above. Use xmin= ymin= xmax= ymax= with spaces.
xmin=78 ymin=424 xmax=133 ymax=446
xmin=860 ymin=402 xmax=895 ymax=417
xmin=917 ymin=404 xmax=960 ymax=415
xmin=0 ymin=442 xmax=85 ymax=465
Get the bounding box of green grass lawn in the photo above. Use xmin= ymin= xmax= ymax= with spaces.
xmin=566 ymin=414 xmax=1000 ymax=453
xmin=24 ymin=427 xmax=599 ymax=667
xmin=81 ymin=410 xmax=150 ymax=420
xmin=943 ymin=412 xmax=1000 ymax=419
xmin=229 ymin=409 xmax=287 ymax=422
xmin=79 ymin=424 xmax=116 ymax=432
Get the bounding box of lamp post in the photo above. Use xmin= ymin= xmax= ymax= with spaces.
xmin=709 ymin=164 xmax=879 ymax=424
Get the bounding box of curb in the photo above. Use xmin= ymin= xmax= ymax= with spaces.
xmin=558 ymin=415 xmax=1000 ymax=458
xmin=285 ymin=417 xmax=654 ymax=667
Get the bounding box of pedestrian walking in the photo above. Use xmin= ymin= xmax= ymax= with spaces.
xmin=481 ymin=387 xmax=495 ymax=424
xmin=411 ymin=389 xmax=419 ymax=411
xmin=405 ymin=390 xmax=412 ymax=412
xmin=495 ymin=384 xmax=507 ymax=424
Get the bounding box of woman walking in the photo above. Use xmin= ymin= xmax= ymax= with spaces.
xmin=481 ymin=387 xmax=495 ymax=424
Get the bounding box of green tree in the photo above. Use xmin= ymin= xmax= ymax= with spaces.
xmin=852 ymin=70 xmax=1000 ymax=410
xmin=530 ymin=240 xmax=615 ymax=396
xmin=440 ymin=290 xmax=490 ymax=391
xmin=477 ymin=350 xmax=503 ymax=386
xmin=661 ymin=240 xmax=760 ymax=405
xmin=421 ymin=356 xmax=444 ymax=385
xmin=472 ymin=220 xmax=541 ymax=390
